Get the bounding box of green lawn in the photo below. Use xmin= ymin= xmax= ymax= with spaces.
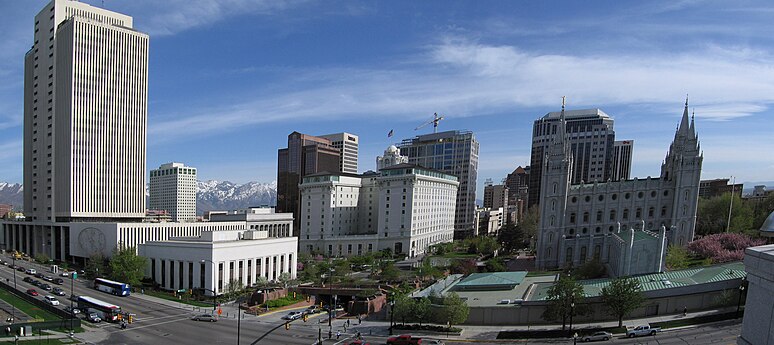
xmin=0 ymin=288 xmax=60 ymax=322
xmin=264 ymin=295 xmax=304 ymax=308
xmin=143 ymin=290 xmax=213 ymax=307
xmin=0 ymin=337 xmax=80 ymax=344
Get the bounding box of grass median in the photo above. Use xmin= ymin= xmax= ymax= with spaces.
xmin=0 ymin=288 xmax=59 ymax=322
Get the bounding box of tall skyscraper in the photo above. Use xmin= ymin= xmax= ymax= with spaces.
xmin=483 ymin=183 xmax=508 ymax=210
xmin=149 ymin=163 xmax=197 ymax=222
xmin=528 ymin=109 xmax=633 ymax=207
xmin=398 ymin=130 xmax=479 ymax=238
xmin=505 ymin=166 xmax=529 ymax=207
xmin=319 ymin=133 xmax=359 ymax=174
xmin=277 ymin=132 xmax=342 ymax=235
xmin=611 ymin=140 xmax=634 ymax=181
xmin=24 ymin=0 xmax=148 ymax=222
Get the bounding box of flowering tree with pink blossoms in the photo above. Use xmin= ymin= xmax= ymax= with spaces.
xmin=687 ymin=233 xmax=766 ymax=263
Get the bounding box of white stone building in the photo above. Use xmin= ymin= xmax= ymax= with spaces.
xmin=474 ymin=207 xmax=504 ymax=236
xmin=149 ymin=163 xmax=197 ymax=222
xmin=536 ymin=100 xmax=702 ymax=270
xmin=139 ymin=230 xmax=298 ymax=296
xmin=376 ymin=145 xmax=408 ymax=171
xmin=298 ymin=164 xmax=458 ymax=257
xmin=208 ymin=207 xmax=293 ymax=237
xmin=25 ymin=0 xmax=149 ymax=222
xmin=607 ymin=223 xmax=667 ymax=277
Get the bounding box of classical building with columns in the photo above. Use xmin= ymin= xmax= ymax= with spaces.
xmin=535 ymin=100 xmax=702 ymax=271
xmin=138 ymin=230 xmax=297 ymax=296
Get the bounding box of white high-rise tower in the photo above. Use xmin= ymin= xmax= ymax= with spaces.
xmin=149 ymin=163 xmax=198 ymax=222
xmin=23 ymin=0 xmax=149 ymax=222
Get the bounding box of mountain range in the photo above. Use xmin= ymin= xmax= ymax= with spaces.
xmin=0 ymin=180 xmax=277 ymax=215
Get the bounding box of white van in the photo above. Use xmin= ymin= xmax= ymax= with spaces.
xmin=44 ymin=295 xmax=60 ymax=306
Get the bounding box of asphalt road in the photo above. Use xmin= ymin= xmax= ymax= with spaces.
xmin=0 ymin=255 xmax=743 ymax=345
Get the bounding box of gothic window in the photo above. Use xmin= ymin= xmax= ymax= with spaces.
xmin=580 ymin=246 xmax=587 ymax=262
xmin=571 ymin=196 xmax=577 ymax=203
xmin=585 ymin=196 xmax=591 ymax=202
xmin=683 ymin=206 xmax=687 ymax=216
xmin=550 ymin=216 xmax=555 ymax=226
xmin=595 ymin=227 xmax=601 ymax=233
xmin=551 ymin=200 xmax=556 ymax=211
xmin=568 ymin=228 xmax=575 ymax=235
xmin=648 ymin=207 xmax=654 ymax=218
xmin=583 ymin=212 xmax=589 ymax=223
xmin=570 ymin=213 xmax=576 ymax=223
xmin=608 ymin=225 xmax=614 ymax=232
xmin=612 ymin=193 xmax=618 ymax=200
xmin=598 ymin=195 xmax=604 ymax=201
xmin=664 ymin=190 xmax=669 ymax=197
xmin=684 ymin=190 xmax=689 ymax=201
xmin=594 ymin=245 xmax=601 ymax=259
xmin=582 ymin=227 xmax=588 ymax=234
xmin=651 ymin=191 xmax=657 ymax=198
xmin=661 ymin=206 xmax=667 ymax=217
xmin=625 ymin=193 xmax=631 ymax=199
xmin=547 ymin=247 xmax=552 ymax=257
xmin=566 ymin=247 xmax=574 ymax=263
xmin=548 ymin=232 xmax=554 ymax=242
xmin=596 ymin=211 xmax=602 ymax=222
xmin=553 ymin=183 xmax=558 ymax=194
xmin=638 ymin=191 xmax=644 ymax=199
xmin=609 ymin=210 xmax=616 ymax=221
xmin=636 ymin=208 xmax=642 ymax=219
xmin=623 ymin=209 xmax=629 ymax=220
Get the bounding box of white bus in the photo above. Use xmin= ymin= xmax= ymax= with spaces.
xmin=94 ymin=278 xmax=131 ymax=296
xmin=77 ymin=296 xmax=121 ymax=322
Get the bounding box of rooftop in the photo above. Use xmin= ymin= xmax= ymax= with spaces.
xmin=453 ymin=272 xmax=527 ymax=291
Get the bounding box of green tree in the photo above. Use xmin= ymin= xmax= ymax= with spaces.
xmin=574 ymin=259 xmax=606 ymax=279
xmin=485 ymin=257 xmax=506 ymax=272
xmin=378 ymin=261 xmax=401 ymax=283
xmin=107 ymin=245 xmax=147 ymax=288
xmin=696 ymin=193 xmax=754 ymax=235
xmin=601 ymin=277 xmax=645 ymax=327
xmin=542 ymin=275 xmax=586 ymax=330
xmin=519 ymin=207 xmax=540 ymax=247
xmin=497 ymin=222 xmax=524 ymax=253
xmin=393 ymin=294 xmax=415 ymax=325
xmin=34 ymin=253 xmax=51 ymax=265
xmin=254 ymin=276 xmax=269 ymax=288
xmin=412 ymin=297 xmax=432 ymax=326
xmin=85 ymin=253 xmax=108 ymax=280
xmin=418 ymin=259 xmax=443 ymax=280
xmin=665 ymin=245 xmax=690 ymax=270
xmin=441 ymin=292 xmax=469 ymax=327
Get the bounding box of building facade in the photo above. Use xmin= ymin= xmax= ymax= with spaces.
xmin=474 ymin=207 xmax=504 ymax=236
xmin=528 ymin=109 xmax=633 ymax=207
xmin=139 ymin=230 xmax=297 ymax=296
xmin=505 ymin=166 xmax=530 ymax=222
xmin=535 ymin=101 xmax=702 ymax=270
xmin=149 ymin=163 xmax=197 ymax=222
xmin=277 ymin=132 xmax=341 ymax=236
xmin=698 ymin=178 xmax=744 ymax=199
xmin=319 ymin=133 xmax=359 ymax=174
xmin=25 ymin=0 xmax=148 ymax=222
xmin=483 ymin=183 xmax=509 ymax=210
xmin=611 ymin=140 xmax=634 ymax=181
xmin=398 ymin=131 xmax=479 ymax=239
xmin=208 ymin=207 xmax=293 ymax=238
xmin=607 ymin=224 xmax=667 ymax=277
xmin=298 ymin=164 xmax=458 ymax=258
xmin=376 ymin=145 xmax=408 ymax=171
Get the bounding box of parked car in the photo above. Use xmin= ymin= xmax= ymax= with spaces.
xmin=422 ymin=340 xmax=445 ymax=345
xmin=626 ymin=324 xmax=662 ymax=338
xmin=31 ymin=280 xmax=42 ymax=287
xmin=52 ymin=278 xmax=64 ymax=285
xmin=281 ymin=311 xmax=303 ymax=320
xmin=22 ymin=277 xmax=33 ymax=283
xmin=34 ymin=272 xmax=44 ymax=278
xmin=582 ymin=331 xmax=613 ymax=342
xmin=64 ymin=306 xmax=81 ymax=315
xmin=386 ymin=335 xmax=423 ymax=345
xmin=43 ymin=276 xmax=53 ymax=282
xmin=26 ymin=289 xmax=38 ymax=296
xmin=25 ymin=268 xmax=36 ymax=275
xmin=87 ymin=313 xmax=101 ymax=323
xmin=16 ymin=266 xmax=26 ymax=272
xmin=52 ymin=287 xmax=66 ymax=296
xmin=344 ymin=341 xmax=371 ymax=345
xmin=305 ymin=306 xmax=321 ymax=314
xmin=191 ymin=314 xmax=217 ymax=322
xmin=40 ymin=284 xmax=52 ymax=291
xmin=44 ymin=295 xmax=60 ymax=306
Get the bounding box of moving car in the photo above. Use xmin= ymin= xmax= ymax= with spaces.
xmin=281 ymin=311 xmax=303 ymax=320
xmin=40 ymin=284 xmax=52 ymax=291
xmin=44 ymin=295 xmax=60 ymax=306
xmin=423 ymin=340 xmax=445 ymax=345
xmin=386 ymin=335 xmax=423 ymax=345
xmin=26 ymin=289 xmax=38 ymax=296
xmin=582 ymin=331 xmax=613 ymax=342
xmin=191 ymin=314 xmax=217 ymax=322
xmin=52 ymin=287 xmax=66 ymax=296
xmin=87 ymin=313 xmax=102 ymax=323
xmin=53 ymin=278 xmax=64 ymax=285
xmin=16 ymin=266 xmax=26 ymax=272
xmin=626 ymin=324 xmax=661 ymax=338
xmin=344 ymin=341 xmax=371 ymax=345
xmin=22 ymin=277 xmax=33 ymax=283
xmin=25 ymin=268 xmax=36 ymax=275
xmin=43 ymin=276 xmax=54 ymax=282
xmin=64 ymin=306 xmax=81 ymax=315
xmin=305 ymin=305 xmax=321 ymax=314
xmin=34 ymin=272 xmax=44 ymax=279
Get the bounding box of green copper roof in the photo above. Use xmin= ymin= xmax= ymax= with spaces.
xmin=454 ymin=272 xmax=527 ymax=290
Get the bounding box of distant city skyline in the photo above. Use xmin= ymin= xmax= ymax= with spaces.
xmin=1 ymin=1 xmax=773 ymax=195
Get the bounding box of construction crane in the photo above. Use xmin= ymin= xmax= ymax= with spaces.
xmin=415 ymin=113 xmax=444 ymax=133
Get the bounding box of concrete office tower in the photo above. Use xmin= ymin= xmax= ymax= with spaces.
xmin=23 ymin=0 xmax=148 ymax=222
xmin=376 ymin=145 xmax=408 ymax=171
xmin=398 ymin=130 xmax=479 ymax=239
xmin=277 ymin=132 xmax=341 ymax=235
xmin=611 ymin=140 xmax=634 ymax=181
xmin=319 ymin=133 xmax=359 ymax=174
xmin=528 ymin=109 xmax=624 ymax=208
xmin=505 ymin=166 xmax=530 ymax=219
xmin=149 ymin=163 xmax=197 ymax=222
xmin=483 ymin=183 xmax=508 ymax=210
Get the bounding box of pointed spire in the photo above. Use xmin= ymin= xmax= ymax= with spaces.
xmin=557 ymin=96 xmax=568 ymax=146
xmin=690 ymin=108 xmax=696 ymax=135
xmin=678 ymin=95 xmax=690 ymax=135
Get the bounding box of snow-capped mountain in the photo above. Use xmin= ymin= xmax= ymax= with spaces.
xmin=0 ymin=180 xmax=275 ymax=215
xmin=196 ymin=180 xmax=277 ymax=214
xmin=0 ymin=183 xmax=23 ymax=208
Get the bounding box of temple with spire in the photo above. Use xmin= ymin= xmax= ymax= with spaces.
xmin=535 ymin=98 xmax=703 ymax=274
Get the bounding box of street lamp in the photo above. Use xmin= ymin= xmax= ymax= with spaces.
xmin=326 ymin=267 xmax=336 ymax=339
xmin=389 ymin=292 xmax=395 ymax=335
xmin=569 ymin=300 xmax=575 ymax=338
xmin=11 ymin=256 xmax=16 ymax=324
xmin=199 ymin=259 xmax=218 ymax=310
xmin=737 ymin=277 xmax=747 ymax=318
xmin=573 ymin=332 xmax=578 ymax=345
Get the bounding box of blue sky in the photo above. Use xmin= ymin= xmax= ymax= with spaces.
xmin=1 ymin=0 xmax=773 ymax=194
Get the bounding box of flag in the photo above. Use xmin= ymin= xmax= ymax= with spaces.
xmin=388 ymin=129 xmax=394 ymax=138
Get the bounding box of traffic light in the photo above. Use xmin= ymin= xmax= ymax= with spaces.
xmin=128 ymin=315 xmax=134 ymax=324
xmin=284 ymin=321 xmax=289 ymax=330
xmin=303 ymin=314 xmax=308 ymax=322
xmin=117 ymin=314 xmax=123 ymax=321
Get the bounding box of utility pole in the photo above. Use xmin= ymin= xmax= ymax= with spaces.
xmin=726 ymin=176 xmax=735 ymax=233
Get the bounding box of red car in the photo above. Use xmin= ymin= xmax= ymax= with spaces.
xmin=26 ymin=288 xmax=38 ymax=296
xmin=345 ymin=341 xmax=371 ymax=345
xmin=386 ymin=335 xmax=422 ymax=345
